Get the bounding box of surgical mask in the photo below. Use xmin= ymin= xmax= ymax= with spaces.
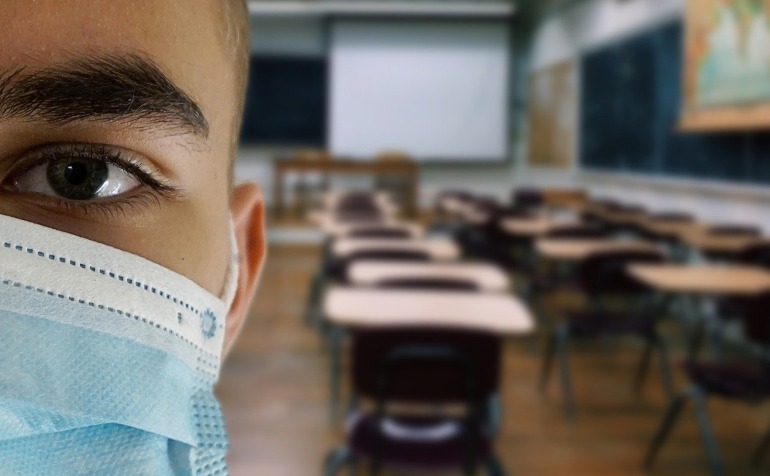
xmin=0 ymin=213 xmax=239 ymax=475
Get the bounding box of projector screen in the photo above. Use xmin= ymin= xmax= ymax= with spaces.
xmin=329 ymin=20 xmax=511 ymax=162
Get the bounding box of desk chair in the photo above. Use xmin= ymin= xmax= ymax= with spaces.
xmin=324 ymin=249 xmax=437 ymax=417
xmin=539 ymin=250 xmax=674 ymax=422
xmin=511 ymin=188 xmax=543 ymax=209
xmin=708 ymin=225 xmax=762 ymax=237
xmin=644 ymin=293 xmax=770 ymax=476
xmin=375 ymin=276 xmax=480 ymax=292
xmin=712 ymin=243 xmax=770 ymax=329
xmin=324 ymin=327 xmax=506 ymax=476
xmin=466 ymin=206 xmax=535 ymax=270
xmin=529 ymin=225 xmax=611 ymax=296
xmin=374 ymin=151 xmax=412 ymax=212
xmin=312 ymin=249 xmax=432 ymax=327
xmin=604 ymin=204 xmax=648 ymax=236
xmin=636 ymin=212 xmax=694 ymax=240
xmin=346 ymin=227 xmax=412 ymax=240
xmin=335 ymin=193 xmax=383 ymax=216
xmin=293 ymin=149 xmax=330 ymax=216
xmin=304 ymin=212 xmax=390 ymax=327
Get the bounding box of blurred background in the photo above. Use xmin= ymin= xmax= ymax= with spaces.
xmin=218 ymin=1 xmax=770 ymax=475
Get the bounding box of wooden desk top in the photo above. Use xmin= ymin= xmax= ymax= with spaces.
xmin=323 ymin=286 xmax=534 ymax=334
xmin=628 ymin=264 xmax=770 ymax=296
xmin=536 ymin=239 xmax=661 ymax=262
xmin=637 ymin=219 xmax=705 ymax=238
xmin=325 ymin=222 xmax=424 ymax=239
xmin=499 ymin=217 xmax=582 ymax=237
xmin=348 ymin=261 xmax=510 ymax=292
xmin=332 ymin=238 xmax=460 ymax=260
xmin=679 ymin=231 xmax=769 ymax=255
xmin=438 ymin=197 xmax=491 ymax=224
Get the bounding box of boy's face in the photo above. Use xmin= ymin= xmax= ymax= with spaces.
xmin=0 ymin=0 xmax=246 ymax=298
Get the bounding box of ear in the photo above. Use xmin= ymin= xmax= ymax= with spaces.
xmin=223 ymin=182 xmax=266 ymax=358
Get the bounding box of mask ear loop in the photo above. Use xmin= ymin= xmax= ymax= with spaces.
xmin=219 ymin=216 xmax=241 ymax=310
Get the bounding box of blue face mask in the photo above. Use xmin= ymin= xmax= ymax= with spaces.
xmin=0 ymin=213 xmax=239 ymax=475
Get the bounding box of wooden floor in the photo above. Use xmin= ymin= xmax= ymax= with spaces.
xmin=218 ymin=244 xmax=770 ymax=476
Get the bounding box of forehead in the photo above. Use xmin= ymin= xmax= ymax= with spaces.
xmin=0 ymin=0 xmax=234 ymax=137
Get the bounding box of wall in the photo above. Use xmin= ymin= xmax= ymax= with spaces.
xmin=523 ymin=0 xmax=770 ymax=231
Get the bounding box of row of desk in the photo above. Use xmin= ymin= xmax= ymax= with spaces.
xmin=311 ymin=190 xmax=536 ymax=475
xmin=311 ymin=188 xmax=770 ymax=475
xmin=436 ymin=190 xmax=770 ymax=476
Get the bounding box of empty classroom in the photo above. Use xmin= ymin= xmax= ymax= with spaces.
xmin=220 ymin=1 xmax=770 ymax=475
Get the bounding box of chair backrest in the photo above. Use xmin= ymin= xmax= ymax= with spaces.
xmin=472 ymin=197 xmax=503 ymax=214
xmin=578 ymin=249 xmax=665 ymax=295
xmin=334 ymin=211 xmax=384 ymax=224
xmin=708 ymin=225 xmax=761 ymax=237
xmin=347 ymin=249 xmax=431 ymax=263
xmin=375 ymin=277 xmax=480 ymax=292
xmin=648 ymin=212 xmax=694 ymax=222
xmin=605 ymin=203 xmax=645 ymax=214
xmin=351 ymin=327 xmax=501 ymax=404
xmin=512 ymin=188 xmax=543 ymax=208
xmin=741 ymin=293 xmax=770 ymax=348
xmin=347 ymin=228 xmax=412 ymax=240
xmin=336 ymin=190 xmax=377 ymax=205
xmin=545 ymin=225 xmax=609 ymax=240
xmin=333 ymin=192 xmax=383 ymax=220
xmin=739 ymin=243 xmax=770 ymax=270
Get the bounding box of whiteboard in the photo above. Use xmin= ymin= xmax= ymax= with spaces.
xmin=329 ymin=20 xmax=511 ymax=162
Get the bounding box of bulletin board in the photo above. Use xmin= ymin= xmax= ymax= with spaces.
xmin=680 ymin=0 xmax=770 ymax=131
xmin=528 ymin=60 xmax=576 ymax=168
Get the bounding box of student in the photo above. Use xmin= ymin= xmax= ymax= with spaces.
xmin=0 ymin=0 xmax=263 ymax=474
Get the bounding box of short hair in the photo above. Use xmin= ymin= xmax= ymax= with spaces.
xmin=219 ymin=0 xmax=250 ymax=177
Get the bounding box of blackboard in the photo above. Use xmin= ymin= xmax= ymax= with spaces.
xmin=239 ymin=56 xmax=327 ymax=146
xmin=580 ymin=22 xmax=770 ymax=185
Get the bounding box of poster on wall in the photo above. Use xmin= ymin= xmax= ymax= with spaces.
xmin=681 ymin=0 xmax=770 ymax=130
xmin=528 ymin=60 xmax=576 ymax=168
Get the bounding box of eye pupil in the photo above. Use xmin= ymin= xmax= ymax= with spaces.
xmin=64 ymin=162 xmax=89 ymax=186
xmin=47 ymin=158 xmax=109 ymax=200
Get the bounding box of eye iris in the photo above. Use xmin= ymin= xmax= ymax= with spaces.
xmin=46 ymin=158 xmax=109 ymax=200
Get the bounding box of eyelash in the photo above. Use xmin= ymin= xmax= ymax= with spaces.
xmin=3 ymin=143 xmax=182 ymax=219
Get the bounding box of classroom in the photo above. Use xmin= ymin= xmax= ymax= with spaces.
xmin=220 ymin=1 xmax=770 ymax=475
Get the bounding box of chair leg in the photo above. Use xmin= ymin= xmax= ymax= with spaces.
xmin=324 ymin=447 xmax=351 ymax=476
xmin=692 ymin=389 xmax=726 ymax=476
xmin=643 ymin=387 xmax=691 ymax=470
xmin=751 ymin=424 xmax=770 ymax=468
xmin=328 ymin=327 xmax=345 ymax=423
xmin=346 ymin=457 xmax=359 ymax=476
xmin=554 ymin=327 xmax=576 ymax=423
xmin=688 ymin=319 xmax=706 ymax=360
xmin=485 ymin=456 xmax=506 ymax=476
xmin=633 ymin=339 xmax=654 ymax=397
xmin=539 ymin=331 xmax=557 ymax=395
xmin=656 ymin=338 xmax=675 ymax=400
xmin=304 ymin=271 xmax=321 ymax=326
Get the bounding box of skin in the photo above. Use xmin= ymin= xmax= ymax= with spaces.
xmin=0 ymin=0 xmax=265 ymax=356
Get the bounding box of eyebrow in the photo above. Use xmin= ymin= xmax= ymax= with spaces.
xmin=0 ymin=53 xmax=209 ymax=138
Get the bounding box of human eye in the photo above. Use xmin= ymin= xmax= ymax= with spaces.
xmin=0 ymin=143 xmax=179 ymax=216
